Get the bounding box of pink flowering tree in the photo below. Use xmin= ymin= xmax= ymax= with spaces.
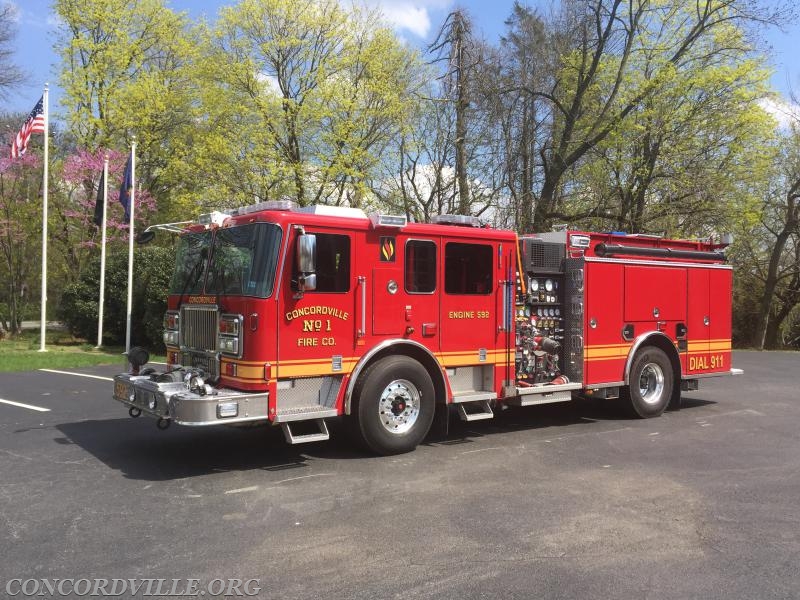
xmin=55 ymin=147 xmax=157 ymax=285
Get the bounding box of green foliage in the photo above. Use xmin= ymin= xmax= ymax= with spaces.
xmin=203 ymin=0 xmax=422 ymax=208
xmin=55 ymin=0 xmax=199 ymax=224
xmin=0 ymin=131 xmax=44 ymax=335
xmin=58 ymin=246 xmax=173 ymax=351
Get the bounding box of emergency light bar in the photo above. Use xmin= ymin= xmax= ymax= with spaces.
xmin=198 ymin=211 xmax=229 ymax=227
xmin=431 ymin=214 xmax=481 ymax=227
xmin=232 ymin=199 xmax=297 ymax=216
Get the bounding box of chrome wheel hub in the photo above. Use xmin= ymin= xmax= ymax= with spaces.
xmin=378 ymin=379 xmax=420 ymax=434
xmin=638 ymin=362 xmax=665 ymax=405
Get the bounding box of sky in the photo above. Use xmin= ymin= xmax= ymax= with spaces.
xmin=4 ymin=0 xmax=800 ymax=120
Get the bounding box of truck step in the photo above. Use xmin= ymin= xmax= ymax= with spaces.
xmin=456 ymin=399 xmax=494 ymax=422
xmin=280 ymin=419 xmax=330 ymax=444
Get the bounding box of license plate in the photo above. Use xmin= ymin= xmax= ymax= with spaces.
xmin=114 ymin=380 xmax=129 ymax=400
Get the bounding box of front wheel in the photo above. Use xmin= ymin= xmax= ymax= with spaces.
xmin=351 ymin=355 xmax=435 ymax=455
xmin=624 ymin=347 xmax=673 ymax=418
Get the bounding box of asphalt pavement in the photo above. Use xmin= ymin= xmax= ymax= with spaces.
xmin=0 ymin=351 xmax=798 ymax=599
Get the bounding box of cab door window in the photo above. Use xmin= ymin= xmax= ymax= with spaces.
xmin=405 ymin=240 xmax=437 ymax=293
xmin=309 ymin=233 xmax=350 ymax=293
xmin=444 ymin=243 xmax=493 ymax=295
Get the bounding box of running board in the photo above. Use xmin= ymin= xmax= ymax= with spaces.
xmin=456 ymin=399 xmax=494 ymax=422
xmin=280 ymin=419 xmax=330 ymax=444
xmin=451 ymin=390 xmax=497 ymax=403
xmin=505 ymin=390 xmax=572 ymax=406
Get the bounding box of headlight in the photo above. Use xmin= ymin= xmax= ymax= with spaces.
xmin=218 ymin=314 xmax=243 ymax=357
xmin=218 ymin=337 xmax=239 ymax=354
xmin=219 ymin=316 xmax=240 ymax=336
xmin=164 ymin=311 xmax=180 ymax=330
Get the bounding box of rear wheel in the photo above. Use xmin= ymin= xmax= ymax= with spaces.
xmin=351 ymin=355 xmax=435 ymax=455
xmin=624 ymin=346 xmax=673 ymax=418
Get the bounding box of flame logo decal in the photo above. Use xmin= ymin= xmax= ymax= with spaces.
xmin=380 ymin=237 xmax=395 ymax=262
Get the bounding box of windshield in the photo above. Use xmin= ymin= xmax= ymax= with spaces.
xmin=169 ymin=231 xmax=212 ymax=296
xmin=205 ymin=223 xmax=283 ymax=298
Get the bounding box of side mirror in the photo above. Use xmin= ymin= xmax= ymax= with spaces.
xmin=296 ymin=233 xmax=317 ymax=293
xmin=137 ymin=230 xmax=156 ymax=245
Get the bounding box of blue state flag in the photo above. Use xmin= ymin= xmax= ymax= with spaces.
xmin=119 ymin=153 xmax=133 ymax=222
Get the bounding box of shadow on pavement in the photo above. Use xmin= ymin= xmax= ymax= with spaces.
xmin=55 ymin=394 xmax=717 ymax=481
xmin=55 ymin=418 xmax=363 ymax=482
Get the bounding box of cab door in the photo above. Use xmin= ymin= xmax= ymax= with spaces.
xmin=371 ymin=234 xmax=440 ymax=354
xmin=439 ymin=241 xmax=499 ymax=374
xmin=278 ymin=228 xmax=356 ymax=379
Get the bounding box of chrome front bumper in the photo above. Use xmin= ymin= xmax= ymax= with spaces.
xmin=113 ymin=372 xmax=269 ymax=426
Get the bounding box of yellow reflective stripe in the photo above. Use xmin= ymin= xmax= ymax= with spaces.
xmin=584 ymin=346 xmax=631 ymax=359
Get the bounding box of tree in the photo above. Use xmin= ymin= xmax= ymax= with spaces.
xmin=482 ymin=0 xmax=785 ymax=231
xmin=429 ymin=10 xmax=476 ymax=215
xmin=59 ymin=245 xmax=173 ymax=348
xmin=207 ymin=0 xmax=421 ymax=207
xmin=573 ymin=20 xmax=775 ymax=237
xmin=53 ymin=148 xmax=157 ymax=287
xmin=745 ymin=126 xmax=800 ymax=348
xmin=0 ymin=3 xmax=23 ymax=97
xmin=477 ymin=3 xmax=551 ymax=231
xmin=55 ymin=0 xmax=198 ymax=221
xmin=0 ymin=119 xmax=42 ymax=334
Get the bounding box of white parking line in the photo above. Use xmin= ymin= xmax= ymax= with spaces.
xmin=224 ymin=486 xmax=259 ymax=495
xmin=0 ymin=398 xmax=51 ymax=412
xmin=38 ymin=369 xmax=113 ymax=381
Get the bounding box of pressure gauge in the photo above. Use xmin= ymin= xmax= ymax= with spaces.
xmin=537 ymin=308 xmax=543 ymax=317
xmin=545 ymin=279 xmax=554 ymax=292
xmin=530 ymin=278 xmax=539 ymax=292
xmin=550 ymin=308 xmax=557 ymax=317
xmin=555 ymin=308 xmax=560 ymax=317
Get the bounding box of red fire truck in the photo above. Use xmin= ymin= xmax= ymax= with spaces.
xmin=113 ymin=201 xmax=740 ymax=455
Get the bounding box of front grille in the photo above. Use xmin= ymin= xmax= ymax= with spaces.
xmin=180 ymin=304 xmax=219 ymax=380
xmin=181 ymin=305 xmax=218 ymax=350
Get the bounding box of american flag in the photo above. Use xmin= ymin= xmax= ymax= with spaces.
xmin=10 ymin=96 xmax=46 ymax=159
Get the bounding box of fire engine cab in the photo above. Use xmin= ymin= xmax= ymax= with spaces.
xmin=113 ymin=201 xmax=740 ymax=455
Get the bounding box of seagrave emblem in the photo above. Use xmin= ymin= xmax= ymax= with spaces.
xmin=380 ymin=237 xmax=395 ymax=262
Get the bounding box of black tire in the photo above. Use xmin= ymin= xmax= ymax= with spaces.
xmin=624 ymin=346 xmax=673 ymax=418
xmin=351 ymin=355 xmax=435 ymax=455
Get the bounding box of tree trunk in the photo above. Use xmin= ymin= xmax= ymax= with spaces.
xmin=753 ymin=193 xmax=798 ymax=348
xmin=453 ymin=13 xmax=470 ymax=215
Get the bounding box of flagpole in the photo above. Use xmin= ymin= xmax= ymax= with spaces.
xmin=124 ymin=138 xmax=136 ymax=355
xmin=96 ymin=155 xmax=109 ymax=348
xmin=38 ymin=84 xmax=49 ymax=353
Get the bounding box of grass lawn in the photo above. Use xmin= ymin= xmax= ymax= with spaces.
xmin=0 ymin=330 xmax=164 ymax=373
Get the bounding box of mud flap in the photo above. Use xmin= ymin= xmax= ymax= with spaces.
xmin=426 ymin=402 xmax=450 ymax=441
xmin=669 ymin=384 xmax=682 ymax=410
